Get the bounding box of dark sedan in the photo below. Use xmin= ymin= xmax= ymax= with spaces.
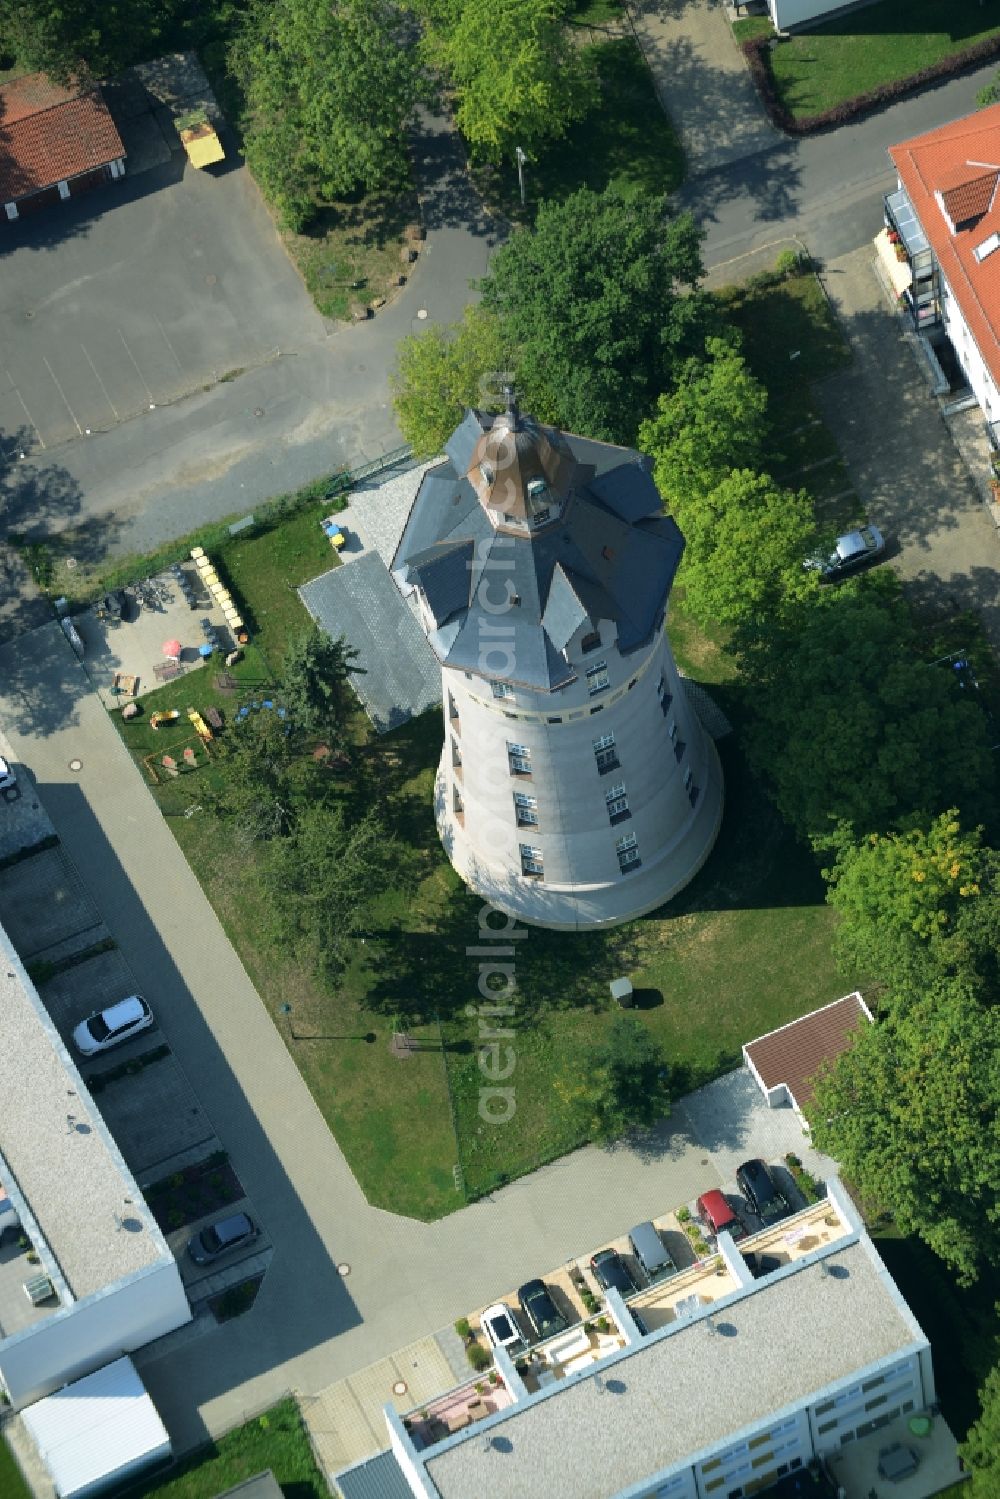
xmin=736 ymin=1158 xmax=792 ymax=1227
xmin=517 ymin=1279 xmax=569 ymax=1342
xmin=590 ymin=1247 xmax=640 ymax=1298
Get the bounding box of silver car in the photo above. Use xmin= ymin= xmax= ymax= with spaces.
xmin=805 ymin=524 xmax=884 ymax=580
xmin=72 ymin=995 xmax=154 ymax=1056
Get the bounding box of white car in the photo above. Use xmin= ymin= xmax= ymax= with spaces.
xmin=72 ymin=995 xmax=154 ymax=1056
xmin=0 ymin=756 xmax=16 ymax=791
xmin=480 ymin=1302 xmax=525 ymax=1356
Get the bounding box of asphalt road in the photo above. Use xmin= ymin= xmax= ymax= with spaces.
xmin=2 ymin=48 xmax=1000 ymax=566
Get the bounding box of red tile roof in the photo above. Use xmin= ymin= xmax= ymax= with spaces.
xmin=0 ymin=72 xmax=125 ymax=203
xmin=890 ymin=106 xmax=1000 ymax=392
xmin=743 ymin=993 xmax=870 ymax=1114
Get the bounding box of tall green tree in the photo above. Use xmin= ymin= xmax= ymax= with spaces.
xmin=280 ymin=627 xmax=359 ymax=751
xmin=823 ymin=812 xmax=988 ymax=989
xmin=391 ymin=305 xmax=512 ymax=457
xmin=807 ymin=974 xmax=1000 ymax=1285
xmin=961 ymin=1363 xmax=1000 ymax=1492
xmin=200 ymin=708 xmax=298 ymax=848
xmin=426 ymin=0 xmax=594 ymax=163
xmin=479 ymin=186 xmax=715 ymax=443
xmin=639 ymin=336 xmax=771 ymax=510
xmin=266 ymin=802 xmax=397 ymax=978
xmin=0 ymin=0 xmax=149 ymax=77
xmin=231 ymin=0 xmax=422 ymax=231
xmin=555 ymin=1013 xmax=671 ymax=1143
xmin=737 ymin=585 xmax=997 ymax=846
xmin=668 ymin=468 xmax=817 ymax=631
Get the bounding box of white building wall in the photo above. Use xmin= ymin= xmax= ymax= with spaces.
xmin=0 ymin=1261 xmax=190 ymax=1410
xmin=437 ymin=610 xmax=722 ymax=929
xmin=940 ymin=274 xmax=1000 ymax=424
xmin=769 ymin=0 xmax=843 ymax=28
xmin=808 ymin=1353 xmax=925 ymax=1455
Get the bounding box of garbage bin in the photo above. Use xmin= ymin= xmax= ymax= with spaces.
xmin=610 ymin=977 xmax=633 ymax=1008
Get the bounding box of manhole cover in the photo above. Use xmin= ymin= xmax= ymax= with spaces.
xmin=206 ymin=274 xmax=217 ymax=286
xmin=337 ymin=1262 xmax=351 ymax=1276
xmin=416 ymin=308 xmax=428 ymax=320
xmin=68 ymin=759 xmax=82 ymax=772
xmin=254 ymin=407 xmax=264 ymax=418
xmin=25 ymin=310 xmax=34 ymax=320
xmin=392 ymin=1381 xmax=407 ymax=1396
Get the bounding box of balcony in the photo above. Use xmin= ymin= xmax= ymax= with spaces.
xmin=628 ymin=1254 xmax=740 ymax=1333
xmin=0 ymin=1235 xmax=61 ymax=1340
xmin=516 ymin=1319 xmax=628 ymax=1392
xmin=402 ymin=1373 xmax=515 ymax=1451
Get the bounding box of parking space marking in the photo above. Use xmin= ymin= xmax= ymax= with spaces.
xmin=81 ymin=344 xmax=120 ymax=422
xmin=41 ymin=354 xmax=82 ymax=435
xmin=2 ymin=367 xmax=46 ymax=449
xmin=118 ymin=327 xmax=154 ymax=403
xmin=154 ymin=315 xmax=185 ymax=376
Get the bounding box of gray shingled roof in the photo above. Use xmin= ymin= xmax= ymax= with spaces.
xmin=334 ymin=1449 xmax=414 ymax=1499
xmin=392 ymin=412 xmax=684 ymax=693
xmin=299 ymin=553 xmax=441 ymax=734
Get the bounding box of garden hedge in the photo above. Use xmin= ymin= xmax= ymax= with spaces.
xmin=743 ymin=30 xmax=1000 ymax=135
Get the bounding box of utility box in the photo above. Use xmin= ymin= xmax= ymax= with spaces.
xmin=610 ymin=977 xmax=633 ymax=1008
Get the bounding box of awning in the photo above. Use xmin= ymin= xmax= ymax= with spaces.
xmin=875 ymin=227 xmax=913 ymax=297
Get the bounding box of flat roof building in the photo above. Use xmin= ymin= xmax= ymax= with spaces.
xmin=340 ymin=1182 xmax=955 ymax=1499
xmin=743 ymin=992 xmax=872 ymax=1118
xmin=0 ymin=923 xmax=190 ymax=1409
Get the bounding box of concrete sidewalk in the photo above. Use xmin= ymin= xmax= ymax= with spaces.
xmin=814 ymin=246 xmax=1000 ymax=648
xmin=629 ymin=0 xmax=777 ymax=177
xmin=0 ymin=622 xmax=832 ymax=1454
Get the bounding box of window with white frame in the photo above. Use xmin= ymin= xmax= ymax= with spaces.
xmin=668 ymin=718 xmax=677 ymax=743
xmin=616 ymin=832 xmax=640 ymax=872
xmin=514 ymin=791 xmax=538 ymax=827
xmin=492 ymin=680 xmax=514 ymax=700
xmin=605 ymin=783 xmax=630 ymax=823
xmin=683 ymin=766 xmax=693 ymax=791
xmin=507 ymin=742 xmax=531 ymax=775
xmin=520 ymin=844 xmax=543 ymax=876
xmin=593 ymin=731 xmax=619 ymax=773
xmin=586 ymin=661 xmax=610 ymax=695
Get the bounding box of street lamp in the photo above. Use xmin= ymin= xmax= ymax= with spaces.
xmin=278 ymin=1004 xmax=376 ymax=1044
xmin=515 ymin=146 xmax=527 ymax=208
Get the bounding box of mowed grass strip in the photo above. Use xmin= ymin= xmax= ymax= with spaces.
xmin=765 ymin=0 xmax=1000 ymax=120
xmin=129 ymin=1399 xmax=326 ymax=1499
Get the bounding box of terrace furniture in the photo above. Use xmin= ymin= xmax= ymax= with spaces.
xmin=877 ymin=1444 xmax=920 ymax=1483
xmin=544 ymin=1327 xmax=592 ymax=1368
xmin=562 ymin=1351 xmax=598 ymax=1377
xmin=190 ymin=547 xmax=205 ymax=560
xmin=534 ymin=1368 xmax=558 ymax=1389
xmin=24 ymin=1274 xmax=55 ymax=1305
xmin=112 ymin=672 xmax=139 ymax=698
xmin=153 ymin=663 xmax=181 ymax=683
xmin=204 ymin=707 xmax=223 ymax=731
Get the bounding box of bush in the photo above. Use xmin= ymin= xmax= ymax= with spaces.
xmin=743 ymin=31 xmax=1000 ymax=136
xmin=454 ymin=1316 xmax=471 ymax=1340
xmin=676 ymin=1205 xmax=691 ymax=1223
xmin=467 ymin=1340 xmax=492 ymax=1371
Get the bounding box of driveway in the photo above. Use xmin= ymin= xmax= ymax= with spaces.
xmin=0 ymin=617 xmax=837 ymax=1453
xmin=814 ymin=246 xmax=1000 ymax=647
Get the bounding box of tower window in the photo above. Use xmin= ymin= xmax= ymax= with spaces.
xmin=492 ymin=681 xmax=514 ymax=701
xmin=593 ymin=732 xmax=619 ymax=774
xmin=451 ymin=737 xmax=462 ymax=768
xmin=674 ymin=739 xmax=686 ymax=763
xmin=606 ymin=784 xmax=630 ymax=824
xmin=586 ymin=661 xmax=610 ymax=696
xmin=530 ymin=507 xmax=551 ymax=528
xmin=507 ymin=742 xmax=531 ymax=776
xmin=526 ymin=477 xmax=548 ymax=500
xmin=514 ymin=791 xmax=538 ymax=827
xmin=616 ymin=833 xmax=640 ymax=872
xmin=580 ymin=631 xmax=601 ymax=655
xmin=683 ymin=766 xmax=693 ymax=791
xmin=480 ymin=461 xmax=495 ymax=485
xmin=520 ymin=844 xmax=543 ymax=877
xmin=668 ymin=719 xmax=677 ymax=743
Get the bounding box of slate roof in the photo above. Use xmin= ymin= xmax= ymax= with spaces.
xmin=299 ymin=552 xmax=440 ymax=734
xmin=890 ymin=105 xmax=1000 ymax=391
xmin=392 ymin=410 xmax=683 ymax=692
xmin=743 ymin=992 xmax=872 ymax=1112
xmin=0 ymin=73 xmax=124 ymax=202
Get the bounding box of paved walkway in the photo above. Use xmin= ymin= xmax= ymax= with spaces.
xmin=814 ymin=246 xmax=1000 ymax=648
xmin=629 ymin=0 xmax=777 ymax=177
xmin=0 ymin=619 xmax=833 ymax=1456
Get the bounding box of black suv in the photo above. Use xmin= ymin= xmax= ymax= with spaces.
xmin=736 ymin=1158 xmax=792 ymax=1227
xmin=517 ymin=1279 xmax=569 ymax=1342
xmin=590 ymin=1248 xmax=640 ymax=1298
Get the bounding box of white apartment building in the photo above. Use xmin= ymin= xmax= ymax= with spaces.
xmin=883 ymin=104 xmax=1000 ymax=431
xmin=0 ymin=924 xmax=191 ymax=1410
xmin=391 ymin=400 xmax=724 ymax=930
xmin=335 ymin=1181 xmax=953 ymax=1499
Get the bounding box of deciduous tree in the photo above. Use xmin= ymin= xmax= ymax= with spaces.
xmin=961 ymin=1363 xmax=1000 ymax=1492
xmin=479 ymin=187 xmax=714 ymax=443
xmin=200 ymin=708 xmax=298 ymax=848
xmin=0 ymin=0 xmax=147 ymax=78
xmin=391 ymin=305 xmax=511 ymax=457
xmin=231 ymin=0 xmax=422 ymax=231
xmin=555 ymin=1013 xmax=671 ymax=1143
xmin=807 ymin=974 xmax=1000 ymax=1285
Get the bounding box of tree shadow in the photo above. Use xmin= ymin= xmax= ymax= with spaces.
xmin=408 ymin=106 xmax=505 ymax=243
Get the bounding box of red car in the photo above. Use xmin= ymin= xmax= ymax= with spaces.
xmin=696 ymin=1189 xmax=748 ymax=1242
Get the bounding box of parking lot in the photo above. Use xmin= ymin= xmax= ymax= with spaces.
xmin=0 ymin=843 xmax=108 ymax=961
xmin=0 ymin=121 xmax=322 ymax=455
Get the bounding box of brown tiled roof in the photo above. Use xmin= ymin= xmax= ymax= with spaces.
xmin=743 ymin=993 xmax=870 ymax=1112
xmin=0 ymin=72 xmax=124 ymax=203
xmin=890 ymin=106 xmax=1000 ymax=394
xmin=939 ymin=165 xmax=999 ymax=227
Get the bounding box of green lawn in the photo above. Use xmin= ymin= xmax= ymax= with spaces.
xmin=476 ymin=39 xmax=684 ymax=218
xmin=764 ymin=0 xmax=1000 ymax=120
xmin=570 ymin=0 xmax=624 ymax=26
xmin=129 ymin=1399 xmax=326 ymax=1499
xmin=0 ymin=1438 xmax=31 ymax=1499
